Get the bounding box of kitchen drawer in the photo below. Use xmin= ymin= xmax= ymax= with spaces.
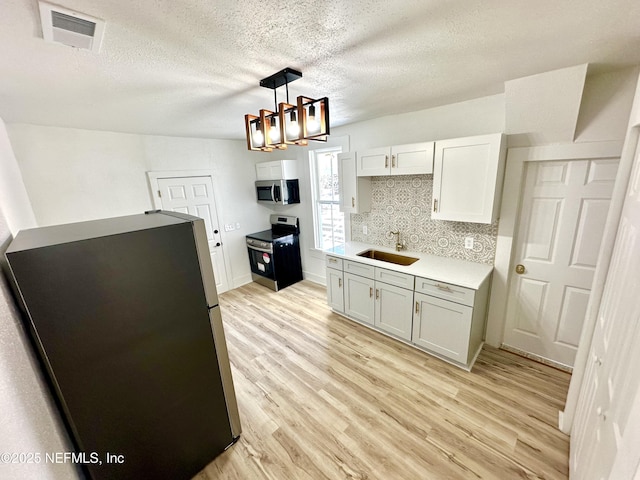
xmin=374 ymin=267 xmax=414 ymax=290
xmin=414 ymin=277 xmax=475 ymax=307
xmin=344 ymin=260 xmax=375 ymax=278
xmin=326 ymin=255 xmax=343 ymax=270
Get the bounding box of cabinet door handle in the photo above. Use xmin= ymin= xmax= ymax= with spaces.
xmin=392 ymin=154 xmax=396 ymax=168
xmin=384 ymin=155 xmax=389 ymax=168
xmin=352 ymin=197 xmax=355 ymax=207
xmin=338 ymin=278 xmax=342 ymax=288
xmin=369 ymin=287 xmax=373 ymax=297
xmin=433 ymin=199 xmax=438 ymax=212
xmin=375 ymin=288 xmax=379 ymax=299
xmin=435 ymin=283 xmax=453 ymax=292
xmin=415 ymin=301 xmax=419 ymax=314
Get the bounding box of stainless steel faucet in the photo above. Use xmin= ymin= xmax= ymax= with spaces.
xmin=390 ymin=230 xmax=404 ymax=251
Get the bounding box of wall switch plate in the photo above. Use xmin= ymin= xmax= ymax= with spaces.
xmin=464 ymin=237 xmax=474 ymax=249
xmin=235 ymin=222 xmax=240 ymax=230
xmin=363 ymin=225 xmax=368 ymax=235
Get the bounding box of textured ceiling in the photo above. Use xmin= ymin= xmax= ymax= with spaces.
xmin=0 ymin=0 xmax=639 ymax=140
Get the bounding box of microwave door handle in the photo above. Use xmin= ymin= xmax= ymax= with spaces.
xmin=270 ymin=184 xmax=276 ymax=202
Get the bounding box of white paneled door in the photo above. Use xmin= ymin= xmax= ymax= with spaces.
xmin=571 ymin=137 xmax=640 ymax=480
xmin=157 ymin=176 xmax=230 ymax=294
xmin=503 ymin=159 xmax=618 ymax=367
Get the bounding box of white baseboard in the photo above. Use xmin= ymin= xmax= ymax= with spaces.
xmin=558 ymin=410 xmax=571 ymax=434
xmin=304 ymin=270 xmax=325 ymax=286
xmin=232 ymin=273 xmax=253 ymax=289
xmin=500 ymin=344 xmax=573 ymax=373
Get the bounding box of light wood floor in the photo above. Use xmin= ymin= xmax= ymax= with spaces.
xmin=196 ymin=281 xmax=570 ymax=480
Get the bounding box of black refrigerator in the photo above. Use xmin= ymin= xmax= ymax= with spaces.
xmin=4 ymin=211 xmax=241 ymax=480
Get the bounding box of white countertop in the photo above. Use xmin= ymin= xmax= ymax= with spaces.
xmin=325 ymin=242 xmax=493 ymax=290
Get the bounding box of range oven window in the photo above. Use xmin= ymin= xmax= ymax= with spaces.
xmin=247 ymin=247 xmax=274 ymax=279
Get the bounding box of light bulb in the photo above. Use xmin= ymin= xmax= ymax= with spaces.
xmin=289 ymin=122 xmax=300 ymax=138
xmin=288 ymin=110 xmax=300 ymax=138
xmin=270 ymin=125 xmax=280 ymax=143
xmin=307 ymin=118 xmax=319 ymax=133
xmin=307 ymin=104 xmax=319 ymax=133
xmin=253 ymin=127 xmax=264 ymax=146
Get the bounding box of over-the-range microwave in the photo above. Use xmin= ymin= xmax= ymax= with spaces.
xmin=255 ymin=179 xmax=300 ymax=205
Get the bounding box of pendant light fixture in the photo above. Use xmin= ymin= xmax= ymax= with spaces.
xmin=244 ymin=68 xmax=330 ymax=152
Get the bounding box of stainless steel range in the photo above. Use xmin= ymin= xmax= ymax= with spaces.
xmin=246 ymin=214 xmax=303 ymax=291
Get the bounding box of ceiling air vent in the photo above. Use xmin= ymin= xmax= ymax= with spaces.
xmin=38 ymin=1 xmax=105 ymax=53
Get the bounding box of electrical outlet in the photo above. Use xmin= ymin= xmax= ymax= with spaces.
xmin=363 ymin=225 xmax=368 ymax=235
xmin=464 ymin=237 xmax=474 ymax=249
xmin=235 ymin=222 xmax=241 ymax=230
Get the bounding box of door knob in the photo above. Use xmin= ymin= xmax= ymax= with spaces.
xmin=214 ymin=229 xmax=219 ymax=234
xmin=515 ymin=264 xmax=525 ymax=274
xmin=215 ymin=242 xmax=221 ymax=247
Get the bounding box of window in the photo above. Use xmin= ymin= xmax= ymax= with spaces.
xmin=310 ymin=146 xmax=345 ymax=250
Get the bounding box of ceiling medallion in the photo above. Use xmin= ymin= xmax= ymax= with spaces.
xmin=244 ymin=68 xmax=330 ymax=152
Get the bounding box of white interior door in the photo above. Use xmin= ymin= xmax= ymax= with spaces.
xmin=503 ymin=158 xmax=618 ymax=367
xmin=156 ymin=176 xmax=230 ymax=294
xmin=571 ymin=137 xmax=640 ymax=480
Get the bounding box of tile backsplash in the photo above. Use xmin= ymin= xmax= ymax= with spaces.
xmin=350 ymin=175 xmax=499 ymax=264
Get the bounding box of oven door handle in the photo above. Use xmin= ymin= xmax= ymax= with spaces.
xmin=247 ymin=244 xmax=273 ymax=254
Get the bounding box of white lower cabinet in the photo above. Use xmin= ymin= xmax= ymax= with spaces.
xmin=326 ymin=267 xmax=344 ymax=313
xmin=326 ymin=254 xmax=490 ymax=370
xmin=412 ymin=293 xmax=473 ymax=364
xmin=344 ymin=272 xmax=375 ymax=325
xmin=375 ymin=282 xmax=413 ymax=341
xmin=342 ymin=269 xmax=414 ymax=340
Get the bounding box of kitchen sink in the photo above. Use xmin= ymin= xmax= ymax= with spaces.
xmin=356 ymin=249 xmax=419 ymax=266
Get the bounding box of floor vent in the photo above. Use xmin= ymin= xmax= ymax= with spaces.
xmin=38 ymin=1 xmax=105 ymax=53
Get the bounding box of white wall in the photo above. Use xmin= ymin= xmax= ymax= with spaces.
xmin=6 ymin=124 xmax=270 ymax=288
xmin=0 ymin=119 xmax=36 ymax=233
xmin=336 ymin=93 xmax=506 ymax=151
xmin=0 ymin=117 xmax=79 ymax=480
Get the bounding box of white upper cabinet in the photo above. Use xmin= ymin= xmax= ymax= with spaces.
xmin=431 ymin=133 xmax=506 ymax=224
xmin=338 ymin=152 xmax=371 ymax=214
xmin=356 ymin=147 xmax=389 ymax=176
xmin=356 ymin=142 xmax=434 ymax=177
xmin=255 ymin=159 xmax=298 ymax=180
xmin=392 ymin=143 xmax=435 ymax=175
